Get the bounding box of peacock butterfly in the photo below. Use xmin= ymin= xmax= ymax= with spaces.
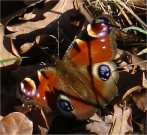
xmin=17 ymin=16 xmax=119 ymax=120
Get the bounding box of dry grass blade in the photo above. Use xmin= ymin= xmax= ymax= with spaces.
xmin=114 ymin=0 xmax=147 ymax=29
xmin=113 ymin=0 xmax=132 ymax=25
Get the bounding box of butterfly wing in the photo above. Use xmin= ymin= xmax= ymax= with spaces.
xmin=63 ymin=16 xmax=119 ymax=105
xmin=63 ymin=16 xmax=117 ymax=66
xmin=17 ymin=62 xmax=98 ymax=119
xmin=91 ymin=61 xmax=119 ymax=105
xmin=17 ymin=68 xmax=60 ymax=110
xmin=17 ymin=16 xmax=118 ymax=120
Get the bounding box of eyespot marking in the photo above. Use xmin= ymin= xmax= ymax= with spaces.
xmin=58 ymin=99 xmax=74 ymax=112
xmin=98 ymin=65 xmax=110 ymax=81
xmin=20 ymin=78 xmax=36 ymax=99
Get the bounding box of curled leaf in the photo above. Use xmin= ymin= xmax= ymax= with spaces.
xmin=122 ymin=86 xmax=142 ymax=101
xmin=0 ymin=24 xmax=20 ymax=67
xmin=132 ymin=88 xmax=147 ymax=112
xmin=110 ymin=104 xmax=133 ymax=134
xmin=142 ymin=72 xmax=147 ymax=88
xmin=86 ymin=113 xmax=112 ymax=134
xmin=137 ymin=48 xmax=147 ymax=56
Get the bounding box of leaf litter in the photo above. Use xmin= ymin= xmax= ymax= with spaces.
xmin=1 ymin=0 xmax=146 ymax=134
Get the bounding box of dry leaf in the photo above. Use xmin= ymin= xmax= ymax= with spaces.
xmin=19 ymin=12 xmax=36 ymax=21
xmin=142 ymin=72 xmax=147 ymax=88
xmin=122 ymin=86 xmax=142 ymax=100
xmin=0 ymin=24 xmax=20 ymax=67
xmin=110 ymin=104 xmax=133 ymax=134
xmin=137 ymin=48 xmax=147 ymax=56
xmin=24 ymin=107 xmax=56 ymax=134
xmin=6 ymin=0 xmax=84 ymax=38
xmin=20 ymin=42 xmax=34 ymax=53
xmin=86 ymin=113 xmax=112 ymax=134
xmin=122 ymin=86 xmax=147 ymax=112
xmin=0 ymin=116 xmax=3 ymax=121
xmin=116 ymin=49 xmax=146 ymax=70
xmin=0 ymin=112 xmax=33 ymax=134
xmin=132 ymin=88 xmax=147 ymax=112
xmin=128 ymin=0 xmax=147 ymax=7
xmin=5 ymin=0 xmax=86 ymax=58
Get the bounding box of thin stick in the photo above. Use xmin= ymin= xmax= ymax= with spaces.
xmin=113 ymin=0 xmax=132 ymax=25
xmin=115 ymin=0 xmax=147 ymax=29
xmin=122 ymin=86 xmax=142 ymax=100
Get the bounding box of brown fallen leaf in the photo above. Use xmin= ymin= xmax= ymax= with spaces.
xmin=132 ymin=88 xmax=147 ymax=112
xmin=116 ymin=49 xmax=146 ymax=71
xmin=20 ymin=42 xmax=35 ymax=53
xmin=122 ymin=86 xmax=147 ymax=112
xmin=0 ymin=24 xmax=20 ymax=67
xmin=137 ymin=48 xmax=147 ymax=56
xmin=0 ymin=116 xmax=3 ymax=121
xmin=110 ymin=104 xmax=133 ymax=134
xmin=24 ymin=106 xmax=56 ymax=134
xmin=86 ymin=113 xmax=112 ymax=134
xmin=122 ymin=86 xmax=142 ymax=101
xmin=127 ymin=0 xmax=147 ymax=7
xmin=5 ymin=0 xmax=86 ymax=57
xmin=86 ymin=105 xmax=133 ymax=134
xmin=142 ymin=72 xmax=147 ymax=88
xmin=0 ymin=112 xmax=33 ymax=134
xmin=19 ymin=12 xmax=36 ymax=21
xmin=6 ymin=0 xmax=83 ymax=38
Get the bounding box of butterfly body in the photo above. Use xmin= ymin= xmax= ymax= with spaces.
xmin=17 ymin=16 xmax=119 ymax=120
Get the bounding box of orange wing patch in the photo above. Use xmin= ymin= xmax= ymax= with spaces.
xmin=69 ymin=36 xmax=114 ymax=66
xmin=34 ymin=69 xmax=60 ymax=106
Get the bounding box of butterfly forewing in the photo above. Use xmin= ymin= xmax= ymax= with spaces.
xmin=63 ymin=16 xmax=117 ymax=66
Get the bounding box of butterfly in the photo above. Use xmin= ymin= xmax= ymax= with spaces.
xmin=17 ymin=16 xmax=119 ymax=120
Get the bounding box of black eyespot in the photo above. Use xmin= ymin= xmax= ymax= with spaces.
xmin=58 ymin=99 xmax=74 ymax=112
xmin=98 ymin=65 xmax=110 ymax=81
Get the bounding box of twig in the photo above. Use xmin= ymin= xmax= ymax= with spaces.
xmin=122 ymin=86 xmax=142 ymax=100
xmin=115 ymin=0 xmax=147 ymax=29
xmin=113 ymin=0 xmax=132 ymax=25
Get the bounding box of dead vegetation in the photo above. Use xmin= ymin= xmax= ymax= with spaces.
xmin=0 ymin=0 xmax=146 ymax=134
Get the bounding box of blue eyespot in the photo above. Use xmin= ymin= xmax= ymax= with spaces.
xmin=98 ymin=65 xmax=110 ymax=81
xmin=58 ymin=99 xmax=74 ymax=112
